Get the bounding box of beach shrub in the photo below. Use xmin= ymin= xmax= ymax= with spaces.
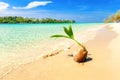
xmin=50 ymin=25 xmax=88 ymax=62
xmin=104 ymin=10 xmax=120 ymax=23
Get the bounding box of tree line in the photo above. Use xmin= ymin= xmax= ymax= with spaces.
xmin=0 ymin=16 xmax=75 ymax=24
xmin=104 ymin=10 xmax=120 ymax=23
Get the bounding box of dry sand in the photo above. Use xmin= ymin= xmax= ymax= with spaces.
xmin=1 ymin=23 xmax=120 ymax=80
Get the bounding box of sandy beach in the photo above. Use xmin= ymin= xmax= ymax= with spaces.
xmin=1 ymin=23 xmax=120 ymax=80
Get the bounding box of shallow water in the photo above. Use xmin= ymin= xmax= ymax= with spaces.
xmin=0 ymin=23 xmax=104 ymax=78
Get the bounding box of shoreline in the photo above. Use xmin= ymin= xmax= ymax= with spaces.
xmin=0 ymin=23 xmax=104 ymax=70
xmin=0 ymin=23 xmax=119 ymax=80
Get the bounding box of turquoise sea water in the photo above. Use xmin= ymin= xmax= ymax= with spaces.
xmin=0 ymin=23 xmax=104 ymax=60
xmin=0 ymin=23 xmax=104 ymax=48
xmin=0 ymin=23 xmax=105 ymax=78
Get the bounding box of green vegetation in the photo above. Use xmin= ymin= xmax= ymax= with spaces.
xmin=50 ymin=25 xmax=86 ymax=51
xmin=104 ymin=10 xmax=120 ymax=23
xmin=50 ymin=25 xmax=88 ymax=63
xmin=0 ymin=16 xmax=75 ymax=24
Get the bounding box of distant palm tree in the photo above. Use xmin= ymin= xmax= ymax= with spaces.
xmin=51 ymin=25 xmax=88 ymax=63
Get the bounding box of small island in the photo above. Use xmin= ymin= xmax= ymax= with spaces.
xmin=0 ymin=16 xmax=75 ymax=24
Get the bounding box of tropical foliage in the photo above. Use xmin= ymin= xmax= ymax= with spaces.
xmin=50 ymin=25 xmax=86 ymax=51
xmin=0 ymin=16 xmax=75 ymax=24
xmin=104 ymin=10 xmax=120 ymax=23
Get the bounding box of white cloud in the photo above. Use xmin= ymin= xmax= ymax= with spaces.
xmin=13 ymin=1 xmax=52 ymax=9
xmin=0 ymin=2 xmax=9 ymax=10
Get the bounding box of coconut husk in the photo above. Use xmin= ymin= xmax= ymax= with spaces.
xmin=73 ymin=49 xmax=88 ymax=63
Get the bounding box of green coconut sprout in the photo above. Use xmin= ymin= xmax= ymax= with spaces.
xmin=50 ymin=25 xmax=86 ymax=51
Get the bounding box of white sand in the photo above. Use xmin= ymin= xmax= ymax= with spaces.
xmin=1 ymin=23 xmax=120 ymax=80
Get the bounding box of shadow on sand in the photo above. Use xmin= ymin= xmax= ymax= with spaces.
xmin=67 ymin=54 xmax=92 ymax=63
xmin=84 ymin=57 xmax=92 ymax=62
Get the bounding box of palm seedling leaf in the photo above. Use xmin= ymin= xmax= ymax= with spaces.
xmin=50 ymin=25 xmax=86 ymax=51
xmin=68 ymin=25 xmax=74 ymax=39
xmin=50 ymin=34 xmax=69 ymax=38
xmin=63 ymin=27 xmax=71 ymax=37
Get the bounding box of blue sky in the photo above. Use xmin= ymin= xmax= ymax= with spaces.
xmin=0 ymin=0 xmax=120 ymax=22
